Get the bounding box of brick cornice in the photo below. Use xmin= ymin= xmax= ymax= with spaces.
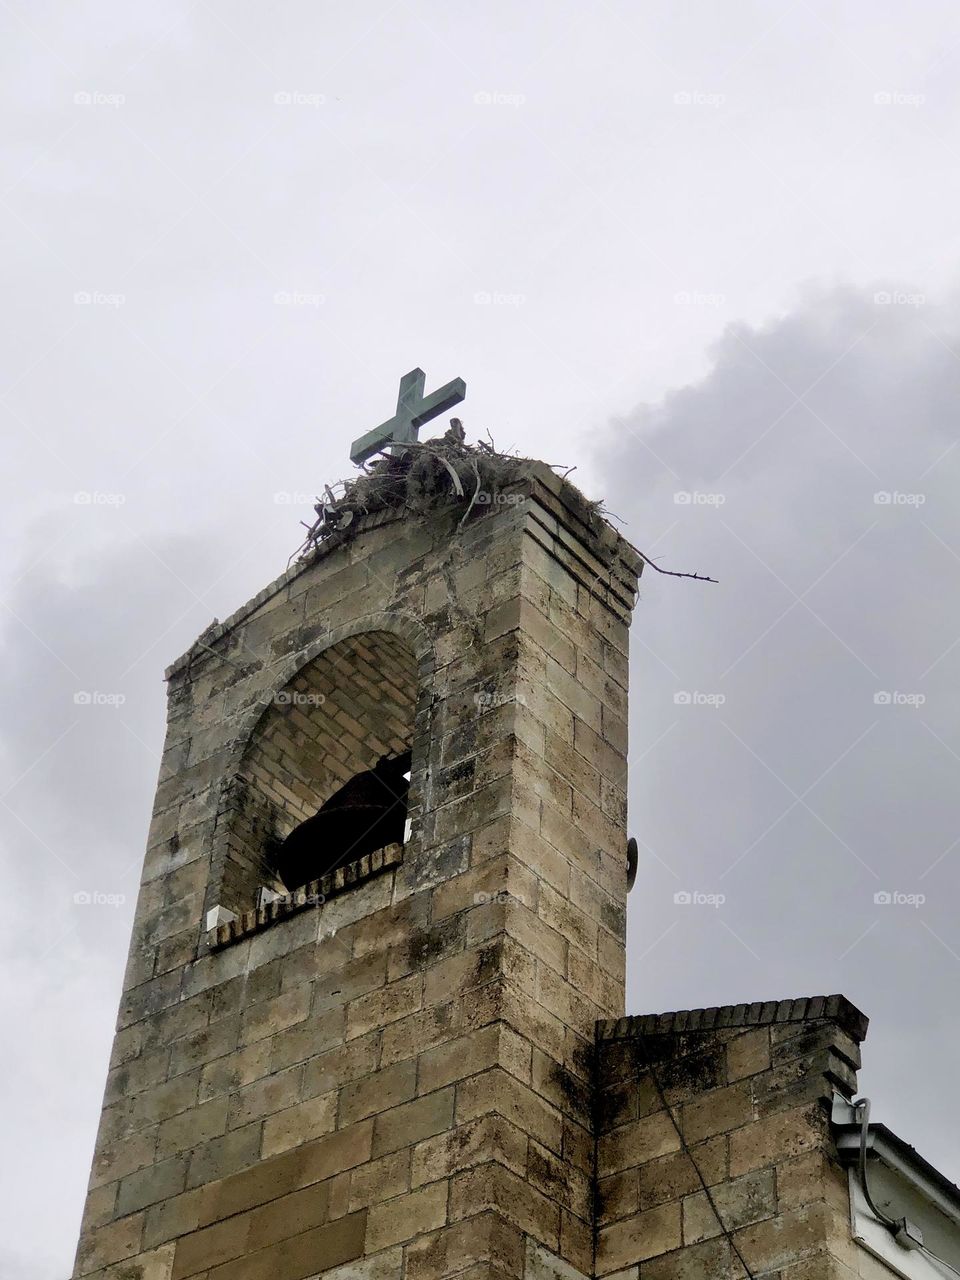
xmin=597 ymin=993 xmax=869 ymax=1045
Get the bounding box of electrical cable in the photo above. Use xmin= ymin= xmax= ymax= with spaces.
xmin=621 ymin=1070 xmax=960 ymax=1280
xmin=635 ymin=1046 xmax=755 ymax=1280
xmin=855 ymin=1099 xmax=899 ymax=1229
xmin=853 ymin=1098 xmax=960 ymax=1277
xmin=918 ymin=1244 xmax=960 ymax=1279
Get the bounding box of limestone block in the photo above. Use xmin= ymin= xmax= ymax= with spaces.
xmin=681 ymin=1168 xmax=776 ymax=1244
xmin=198 ymin=1041 xmax=272 ymax=1103
xmin=371 ymin=1089 xmax=456 ymax=1159
xmin=203 ymin=1210 xmax=366 ymax=1280
xmin=598 ymin=1112 xmax=682 ymax=1177
xmin=404 ymin=1212 xmax=525 ymax=1280
xmin=76 ymin=1213 xmax=146 ymax=1275
xmin=157 ymin=1097 xmax=229 ymax=1159
xmin=380 ymin=1004 xmax=462 ymax=1068
xmin=728 ymin=1103 xmax=827 ymax=1177
xmin=681 ymin=1082 xmax=755 ymax=1144
xmin=455 ymin=1068 xmax=563 ymax=1156
xmin=365 ymin=1181 xmax=449 ymax=1251
xmin=141 ymin=1188 xmax=204 ymax=1250
xmin=91 ymin=1129 xmax=160 ymax=1191
xmin=726 ymin=1029 xmax=771 ymax=1082
xmin=346 ymin=1151 xmax=412 ymax=1212
xmin=735 ymin=1202 xmax=834 ymax=1275
xmin=598 ymin=1168 xmax=640 ymax=1225
xmin=226 ymin=1064 xmax=303 ymax=1129
xmin=449 ymin=1163 xmax=561 ymax=1252
xmin=301 ymin=1035 xmax=380 ymax=1101
xmin=597 ymin=1202 xmax=683 ymax=1271
xmin=524 ymin=1238 xmax=590 ymax=1280
xmin=346 ymin=973 xmax=424 ymax=1041
xmin=310 ymin=1243 xmax=404 ymax=1280
xmin=340 ymin=1060 xmax=418 ymax=1127
xmin=261 ymin=1090 xmax=339 ymax=1159
xmin=527 ymin=1139 xmax=592 ymax=1217
xmin=82 ymin=1243 xmax=176 ymax=1280
xmin=269 ymin=1006 xmax=347 ymax=1073
xmin=642 ymin=1236 xmax=732 ymax=1280
xmin=411 ymin=1115 xmax=528 ymax=1188
xmin=638 ymin=1140 xmax=728 ymax=1211
xmin=184 ymin=1122 xmax=262 ymax=1189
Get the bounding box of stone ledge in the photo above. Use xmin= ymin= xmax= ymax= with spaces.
xmin=206 ymin=843 xmax=403 ymax=949
xmin=597 ymin=994 xmax=869 ymax=1045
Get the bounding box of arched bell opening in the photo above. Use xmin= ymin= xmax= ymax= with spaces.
xmin=213 ymin=628 xmax=420 ymax=917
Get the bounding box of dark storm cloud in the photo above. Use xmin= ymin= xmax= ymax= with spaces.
xmin=598 ymin=283 xmax=960 ymax=1182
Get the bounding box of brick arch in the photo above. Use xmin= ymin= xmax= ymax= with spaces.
xmin=209 ymin=614 xmax=434 ymax=916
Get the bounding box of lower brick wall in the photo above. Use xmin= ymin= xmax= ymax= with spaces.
xmin=75 ymin=859 xmax=600 ymax=1280
xmin=76 ymin=942 xmax=880 ymax=1280
xmin=595 ymin=999 xmax=868 ymax=1280
xmin=78 ymin=1153 xmax=592 ymax=1280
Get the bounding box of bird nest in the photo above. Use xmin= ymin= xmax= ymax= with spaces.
xmin=290 ymin=424 xmax=716 ymax=583
xmin=291 ymin=426 xmax=567 ymax=561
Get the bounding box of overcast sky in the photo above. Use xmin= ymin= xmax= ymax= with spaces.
xmin=3 ymin=3 xmax=960 ymax=1277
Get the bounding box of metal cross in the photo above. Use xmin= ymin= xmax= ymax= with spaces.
xmin=350 ymin=368 xmax=466 ymax=465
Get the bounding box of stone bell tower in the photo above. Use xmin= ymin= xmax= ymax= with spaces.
xmin=71 ymin=375 xmax=642 ymax=1280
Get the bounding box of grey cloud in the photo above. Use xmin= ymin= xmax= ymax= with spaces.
xmin=598 ymin=283 xmax=960 ymax=1184
xmin=0 ymin=534 xmax=227 ymax=1280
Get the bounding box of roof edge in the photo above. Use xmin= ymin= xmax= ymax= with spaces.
xmin=598 ymin=993 xmax=869 ymax=1044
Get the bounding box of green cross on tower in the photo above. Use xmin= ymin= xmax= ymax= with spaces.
xmin=350 ymin=368 xmax=466 ymax=465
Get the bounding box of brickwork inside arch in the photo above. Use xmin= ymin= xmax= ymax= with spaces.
xmin=213 ymin=630 xmax=418 ymax=914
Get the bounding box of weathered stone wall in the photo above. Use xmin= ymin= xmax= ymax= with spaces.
xmin=71 ymin=464 xmax=642 ymax=1280
xmin=595 ymin=997 xmax=868 ymax=1280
